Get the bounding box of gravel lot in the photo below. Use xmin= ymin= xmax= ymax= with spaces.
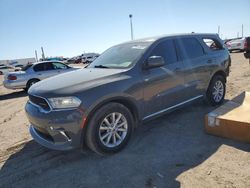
xmin=0 ymin=53 xmax=250 ymax=188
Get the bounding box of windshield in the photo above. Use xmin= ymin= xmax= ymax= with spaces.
xmin=88 ymin=42 xmax=151 ymax=69
xmin=21 ymin=64 xmax=32 ymax=71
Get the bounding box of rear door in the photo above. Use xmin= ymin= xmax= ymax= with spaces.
xmin=175 ymin=37 xmax=210 ymax=98
xmin=142 ymin=39 xmax=187 ymax=118
xmin=33 ymin=62 xmax=55 ymax=80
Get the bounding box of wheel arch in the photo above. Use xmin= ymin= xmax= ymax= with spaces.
xmin=211 ymin=70 xmax=227 ymax=83
xmin=80 ymin=96 xmax=140 ymax=149
xmin=84 ymin=96 xmax=140 ymax=130
xmin=26 ymin=78 xmax=40 ymax=88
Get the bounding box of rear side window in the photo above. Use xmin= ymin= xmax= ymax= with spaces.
xmin=150 ymin=40 xmax=178 ymax=64
xmin=203 ymin=38 xmax=223 ymax=51
xmin=178 ymin=38 xmax=204 ymax=59
xmin=21 ymin=64 xmax=32 ymax=71
xmin=33 ymin=63 xmax=53 ymax=72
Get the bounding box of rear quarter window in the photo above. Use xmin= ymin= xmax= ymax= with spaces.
xmin=203 ymin=38 xmax=223 ymax=51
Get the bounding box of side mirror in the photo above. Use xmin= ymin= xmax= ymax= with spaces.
xmin=145 ymin=56 xmax=165 ymax=69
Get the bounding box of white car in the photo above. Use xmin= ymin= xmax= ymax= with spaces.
xmin=0 ymin=65 xmax=14 ymax=75
xmin=226 ymin=37 xmax=248 ymax=52
xmin=3 ymin=61 xmax=78 ymax=91
xmin=82 ymin=53 xmax=99 ymax=64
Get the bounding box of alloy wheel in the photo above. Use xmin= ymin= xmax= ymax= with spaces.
xmin=212 ymin=80 xmax=224 ymax=102
xmin=98 ymin=112 xmax=128 ymax=148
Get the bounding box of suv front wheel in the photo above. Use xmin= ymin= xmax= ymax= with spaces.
xmin=206 ymin=75 xmax=226 ymax=106
xmin=85 ymin=102 xmax=134 ymax=155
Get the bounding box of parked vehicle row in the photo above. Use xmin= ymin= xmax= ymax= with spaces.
xmin=25 ymin=33 xmax=231 ymax=155
xmin=3 ymin=61 xmax=78 ymax=91
xmin=0 ymin=65 xmax=15 ymax=75
xmin=64 ymin=53 xmax=100 ymax=64
xmin=225 ymin=37 xmax=250 ymax=53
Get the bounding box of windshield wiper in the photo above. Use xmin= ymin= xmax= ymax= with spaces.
xmin=94 ymin=65 xmax=110 ymax=69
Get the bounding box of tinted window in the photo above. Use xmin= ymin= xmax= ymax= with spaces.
xmin=21 ymin=64 xmax=32 ymax=71
xmin=33 ymin=63 xmax=53 ymax=72
xmin=203 ymin=38 xmax=223 ymax=51
xmin=52 ymin=62 xmax=67 ymax=69
xmin=150 ymin=40 xmax=178 ymax=64
xmin=178 ymin=38 xmax=204 ymax=59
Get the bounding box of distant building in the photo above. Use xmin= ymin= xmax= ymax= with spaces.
xmin=0 ymin=57 xmax=36 ymax=66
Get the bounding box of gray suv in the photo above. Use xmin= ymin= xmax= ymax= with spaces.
xmin=25 ymin=33 xmax=231 ymax=155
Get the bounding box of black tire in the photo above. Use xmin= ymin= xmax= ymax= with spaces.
xmin=26 ymin=79 xmax=40 ymax=91
xmin=206 ymin=75 xmax=226 ymax=106
xmin=85 ymin=102 xmax=134 ymax=155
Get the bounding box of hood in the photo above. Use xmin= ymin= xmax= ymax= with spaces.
xmin=29 ymin=68 xmax=129 ymax=97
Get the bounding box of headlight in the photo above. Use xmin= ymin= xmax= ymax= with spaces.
xmin=48 ymin=97 xmax=81 ymax=109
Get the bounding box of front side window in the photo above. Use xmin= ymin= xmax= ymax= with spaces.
xmin=149 ymin=40 xmax=178 ymax=64
xmin=178 ymin=37 xmax=204 ymax=59
xmin=52 ymin=62 xmax=67 ymax=69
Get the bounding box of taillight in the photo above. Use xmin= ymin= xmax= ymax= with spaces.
xmin=7 ymin=75 xmax=17 ymax=80
xmin=244 ymin=40 xmax=247 ymax=49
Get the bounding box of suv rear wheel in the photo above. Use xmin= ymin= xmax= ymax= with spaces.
xmin=85 ymin=102 xmax=134 ymax=155
xmin=206 ymin=75 xmax=226 ymax=106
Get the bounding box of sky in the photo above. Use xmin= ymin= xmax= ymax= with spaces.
xmin=0 ymin=0 xmax=250 ymax=60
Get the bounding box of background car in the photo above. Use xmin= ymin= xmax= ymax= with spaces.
xmin=245 ymin=37 xmax=250 ymax=52
xmin=0 ymin=65 xmax=15 ymax=75
xmin=3 ymin=61 xmax=78 ymax=91
xmin=14 ymin=64 xmax=24 ymax=71
xmin=81 ymin=53 xmax=99 ymax=64
xmin=225 ymin=37 xmax=249 ymax=52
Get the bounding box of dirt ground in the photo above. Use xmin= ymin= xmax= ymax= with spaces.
xmin=0 ymin=53 xmax=250 ymax=188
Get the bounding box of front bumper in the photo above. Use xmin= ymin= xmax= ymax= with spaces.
xmin=25 ymin=101 xmax=84 ymax=151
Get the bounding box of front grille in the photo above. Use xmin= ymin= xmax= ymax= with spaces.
xmin=29 ymin=95 xmax=50 ymax=111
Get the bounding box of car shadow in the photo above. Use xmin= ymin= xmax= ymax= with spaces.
xmin=0 ymin=90 xmax=27 ymax=101
xmin=230 ymin=50 xmax=244 ymax=54
xmin=0 ymin=101 xmax=249 ymax=188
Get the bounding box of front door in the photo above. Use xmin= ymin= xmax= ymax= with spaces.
xmin=142 ymin=39 xmax=187 ymax=119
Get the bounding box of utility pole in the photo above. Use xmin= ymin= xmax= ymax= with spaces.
xmin=41 ymin=47 xmax=45 ymax=60
xmin=217 ymin=25 xmax=220 ymax=37
xmin=129 ymin=14 xmax=134 ymax=40
xmin=242 ymin=24 xmax=244 ymax=38
xmin=35 ymin=50 xmax=38 ymax=62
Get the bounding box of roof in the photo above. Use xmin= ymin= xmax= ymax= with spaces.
xmin=32 ymin=60 xmax=63 ymax=65
xmin=121 ymin=33 xmax=219 ymax=44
